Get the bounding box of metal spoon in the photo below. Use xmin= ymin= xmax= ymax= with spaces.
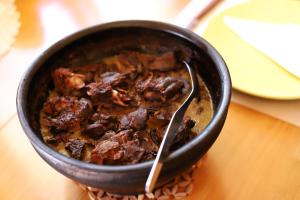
xmin=145 ymin=61 xmax=200 ymax=193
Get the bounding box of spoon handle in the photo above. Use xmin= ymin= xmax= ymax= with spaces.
xmin=145 ymin=61 xmax=199 ymax=193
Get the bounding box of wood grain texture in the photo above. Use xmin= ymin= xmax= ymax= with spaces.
xmin=0 ymin=103 xmax=299 ymax=200
xmin=187 ymin=103 xmax=300 ymax=200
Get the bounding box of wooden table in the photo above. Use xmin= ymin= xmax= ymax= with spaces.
xmin=1 ymin=1 xmax=299 ymax=199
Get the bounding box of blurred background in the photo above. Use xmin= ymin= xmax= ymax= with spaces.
xmin=1 ymin=0 xmax=299 ymax=128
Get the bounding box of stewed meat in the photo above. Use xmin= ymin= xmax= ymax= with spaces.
xmin=136 ymin=75 xmax=185 ymax=101
xmin=84 ymin=113 xmax=119 ymax=139
xmin=65 ymin=139 xmax=85 ymax=159
xmin=52 ymin=68 xmax=86 ymax=96
xmin=147 ymin=110 xmax=171 ymax=128
xmin=111 ymin=89 xmax=131 ymax=107
xmin=85 ymin=82 xmax=112 ymax=104
xmin=40 ymin=49 xmax=213 ymax=166
xmin=91 ymin=130 xmax=145 ymax=164
xmin=120 ymin=108 xmax=148 ymax=130
xmin=40 ymin=97 xmax=92 ymax=132
xmin=150 ymin=117 xmax=196 ymax=149
xmin=86 ymin=78 xmax=132 ymax=107
xmin=100 ymin=72 xmax=127 ymax=87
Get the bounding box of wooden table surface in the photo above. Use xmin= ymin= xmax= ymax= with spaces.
xmin=1 ymin=1 xmax=299 ymax=199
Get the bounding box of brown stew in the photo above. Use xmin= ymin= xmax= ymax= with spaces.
xmin=40 ymin=50 xmax=213 ymax=165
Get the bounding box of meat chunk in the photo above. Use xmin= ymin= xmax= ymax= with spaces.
xmin=122 ymin=140 xmax=145 ymax=164
xmin=65 ymin=139 xmax=85 ymax=159
xmin=101 ymin=130 xmax=117 ymax=140
xmin=150 ymin=117 xmax=196 ymax=149
xmin=120 ymin=108 xmax=148 ymax=130
xmin=156 ymin=77 xmax=185 ymax=98
xmin=91 ymin=140 xmax=145 ymax=165
xmin=136 ymin=75 xmax=186 ymax=101
xmin=91 ymin=130 xmax=145 ymax=164
xmin=86 ymin=82 xmax=131 ymax=107
xmin=52 ymin=68 xmax=86 ymax=96
xmin=148 ymin=110 xmax=171 ymax=128
xmin=40 ymin=97 xmax=92 ymax=132
xmin=135 ymin=73 xmax=154 ymax=95
xmin=91 ymin=140 xmax=120 ymax=164
xmin=110 ymin=129 xmax=133 ymax=143
xmin=85 ymin=82 xmax=112 ymax=104
xmin=84 ymin=114 xmax=119 ymax=139
xmin=132 ymin=130 xmax=158 ymax=160
xmin=100 ymin=72 xmax=127 ymax=87
xmin=112 ymin=89 xmax=131 ymax=107
xmin=172 ymin=118 xmax=196 ymax=148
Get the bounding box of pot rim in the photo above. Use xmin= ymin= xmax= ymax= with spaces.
xmin=16 ymin=20 xmax=231 ymax=173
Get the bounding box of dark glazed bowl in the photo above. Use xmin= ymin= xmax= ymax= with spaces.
xmin=16 ymin=20 xmax=231 ymax=195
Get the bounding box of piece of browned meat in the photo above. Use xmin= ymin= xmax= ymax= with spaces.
xmin=101 ymin=130 xmax=117 ymax=141
xmin=157 ymin=77 xmax=185 ymax=98
xmin=120 ymin=107 xmax=148 ymax=130
xmin=150 ymin=117 xmax=196 ymax=149
xmin=65 ymin=139 xmax=85 ymax=159
xmin=110 ymin=129 xmax=133 ymax=143
xmin=85 ymin=82 xmax=112 ymax=104
xmin=131 ymin=130 xmax=158 ymax=162
xmin=91 ymin=130 xmax=145 ymax=164
xmin=111 ymin=89 xmax=131 ymax=107
xmin=86 ymin=81 xmax=132 ymax=107
xmin=52 ymin=68 xmax=86 ymax=96
xmin=40 ymin=97 xmax=92 ymax=132
xmin=172 ymin=118 xmax=196 ymax=148
xmin=91 ymin=140 xmax=120 ymax=164
xmin=122 ymin=140 xmax=145 ymax=164
xmin=136 ymin=75 xmax=186 ymax=101
xmin=147 ymin=110 xmax=171 ymax=128
xmin=100 ymin=72 xmax=127 ymax=87
xmin=84 ymin=113 xmax=119 ymax=139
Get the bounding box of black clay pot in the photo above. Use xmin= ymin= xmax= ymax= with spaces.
xmin=16 ymin=20 xmax=231 ymax=195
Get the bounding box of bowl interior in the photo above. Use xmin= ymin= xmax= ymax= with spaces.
xmin=22 ymin=23 xmax=225 ymax=166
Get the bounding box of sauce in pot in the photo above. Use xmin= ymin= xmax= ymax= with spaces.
xmin=40 ymin=50 xmax=213 ymax=165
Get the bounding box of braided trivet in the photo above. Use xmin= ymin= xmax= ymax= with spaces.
xmin=77 ymin=158 xmax=204 ymax=200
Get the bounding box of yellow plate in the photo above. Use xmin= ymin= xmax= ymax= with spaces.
xmin=203 ymin=0 xmax=300 ymax=100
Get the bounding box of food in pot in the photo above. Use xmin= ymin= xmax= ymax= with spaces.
xmin=40 ymin=50 xmax=213 ymax=165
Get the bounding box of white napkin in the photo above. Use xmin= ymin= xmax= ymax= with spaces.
xmin=224 ymin=16 xmax=300 ymax=79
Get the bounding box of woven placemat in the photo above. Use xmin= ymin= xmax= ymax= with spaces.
xmin=77 ymin=156 xmax=205 ymax=200
xmin=0 ymin=0 xmax=20 ymax=57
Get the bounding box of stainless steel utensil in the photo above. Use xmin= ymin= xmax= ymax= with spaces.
xmin=145 ymin=61 xmax=200 ymax=193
